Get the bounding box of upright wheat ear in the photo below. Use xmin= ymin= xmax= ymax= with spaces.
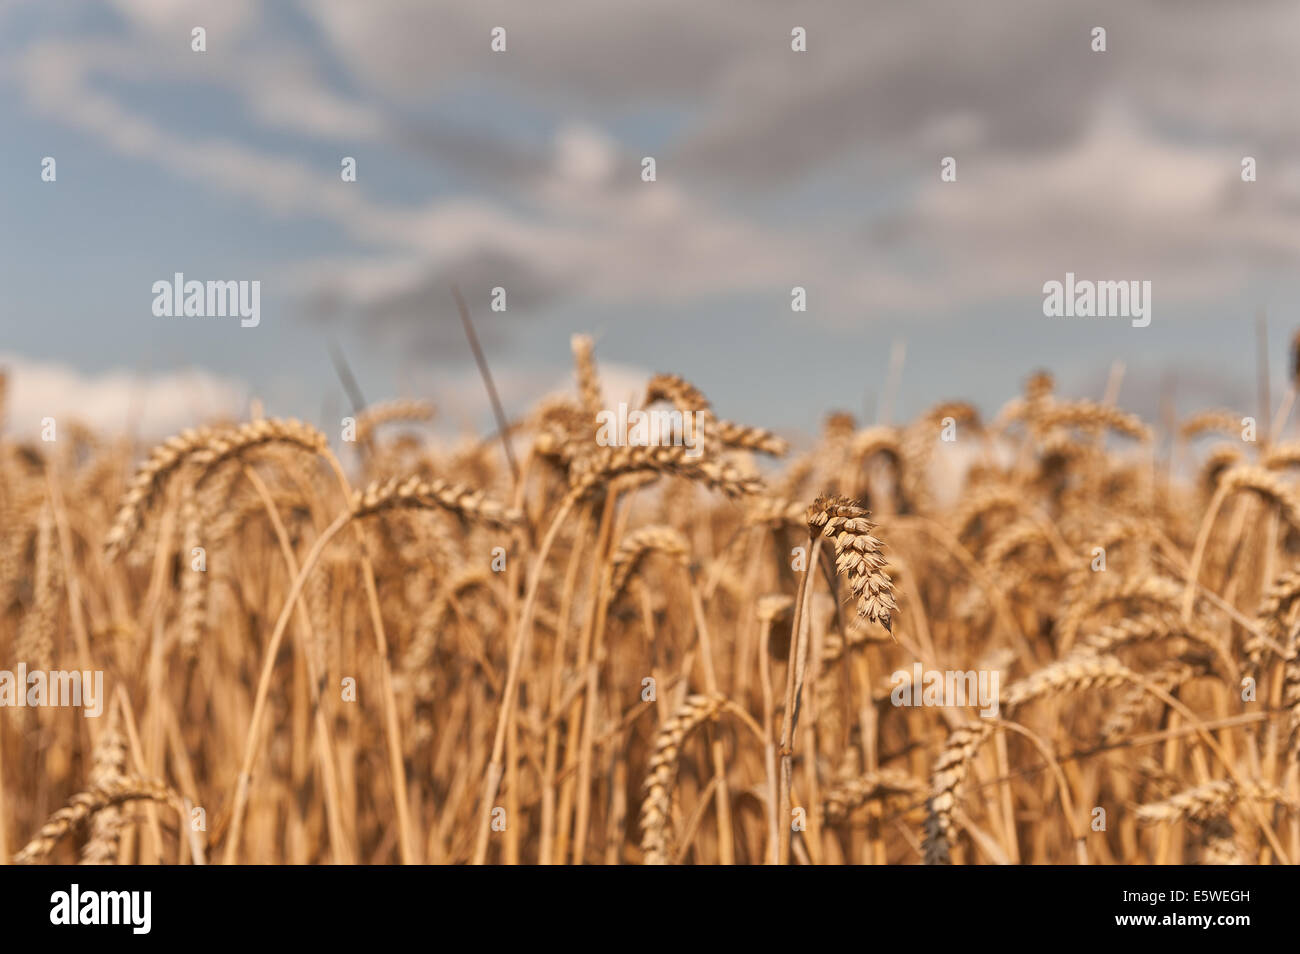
xmin=81 ymin=714 xmax=128 ymax=864
xmin=178 ymin=487 xmax=207 ymax=660
xmin=571 ymin=334 xmax=604 ymax=417
xmin=15 ymin=503 xmax=56 ymax=670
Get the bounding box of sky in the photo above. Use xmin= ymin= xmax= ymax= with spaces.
xmin=2 ymin=0 xmax=1299 ymax=441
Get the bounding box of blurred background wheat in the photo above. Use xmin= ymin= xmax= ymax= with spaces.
xmin=3 ymin=334 xmax=1299 ymax=865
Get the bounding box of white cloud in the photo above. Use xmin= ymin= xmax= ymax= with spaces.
xmin=0 ymin=353 xmax=248 ymax=439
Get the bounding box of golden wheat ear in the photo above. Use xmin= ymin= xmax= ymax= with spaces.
xmin=807 ymin=494 xmax=897 ymax=635
xmin=14 ymin=778 xmax=182 ymax=865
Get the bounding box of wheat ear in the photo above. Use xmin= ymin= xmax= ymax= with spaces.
xmin=15 ymin=778 xmax=180 ymax=864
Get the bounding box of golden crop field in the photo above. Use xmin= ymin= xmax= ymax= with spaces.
xmin=2 ymin=336 xmax=1298 ymax=865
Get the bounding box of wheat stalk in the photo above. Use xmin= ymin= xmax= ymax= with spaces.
xmin=640 ymin=694 xmax=727 ymax=864
xmin=15 ymin=778 xmax=181 ymax=865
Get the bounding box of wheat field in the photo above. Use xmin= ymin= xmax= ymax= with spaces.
xmin=1 ymin=337 xmax=1298 ymax=865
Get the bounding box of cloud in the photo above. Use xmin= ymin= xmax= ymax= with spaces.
xmin=0 ymin=353 xmax=248 ymax=439
xmin=303 ymin=0 xmax=753 ymax=103
xmin=847 ymin=103 xmax=1298 ymax=312
xmin=7 ymin=0 xmax=1300 ymax=357
xmin=293 ymin=249 xmax=570 ymax=355
xmin=108 ymin=0 xmax=260 ymax=37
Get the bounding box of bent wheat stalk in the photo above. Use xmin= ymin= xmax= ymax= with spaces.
xmin=16 ymin=778 xmax=182 ymax=865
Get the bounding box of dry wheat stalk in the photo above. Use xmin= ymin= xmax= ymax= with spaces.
xmin=747 ymin=495 xmax=807 ymax=527
xmin=1284 ymin=651 xmax=1300 ymax=761
xmin=1220 ymin=465 xmax=1300 ymax=529
xmin=80 ymin=716 xmax=128 ymax=864
xmin=608 ymin=525 xmax=691 ymax=601
xmin=1179 ymin=409 xmax=1245 ymax=441
xmin=714 ymin=419 xmax=788 ymax=457
xmin=1263 ymin=440 xmax=1300 ymax=470
xmin=13 ymin=328 xmax=1300 ymax=868
xmin=190 ymin=418 xmax=328 ymax=484
xmin=15 ymin=778 xmax=181 ymax=865
xmin=354 ymin=399 xmax=436 ymax=445
xmin=983 ymin=518 xmax=1054 ymax=569
xmin=1033 ymin=400 xmax=1152 ymax=443
xmin=925 ymin=653 xmax=1135 ymax=862
xmin=644 ymin=373 xmax=712 ymax=414
xmin=209 ymin=488 xmax=312 ymax=543
xmin=1249 ymin=565 xmax=1300 ymax=671
xmin=1135 ymin=779 xmax=1290 ymax=825
xmin=571 ymin=334 xmax=604 ymax=418
xmin=640 ymin=694 xmax=728 ymax=864
xmin=568 ymin=443 xmax=763 ymax=501
xmin=15 ymin=502 xmax=57 ymax=669
xmin=1100 ymin=656 xmax=1207 ymax=744
xmin=103 ymin=427 xmax=215 ymax=559
xmin=1078 ymin=612 xmax=1220 ymax=660
xmin=351 ymin=475 xmax=521 ymax=529
xmin=178 ymin=487 xmax=207 ymax=660
xmin=1200 ymin=444 xmax=1244 ymax=492
xmin=820 ymin=616 xmax=896 ymax=666
xmin=1058 ymin=575 xmax=1186 ymax=648
xmin=850 ymin=426 xmax=904 ymax=468
xmin=823 ymin=769 xmax=925 ymax=824
xmin=953 ymin=484 xmax=1025 ymax=541
xmin=756 ymin=594 xmax=794 ymax=624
